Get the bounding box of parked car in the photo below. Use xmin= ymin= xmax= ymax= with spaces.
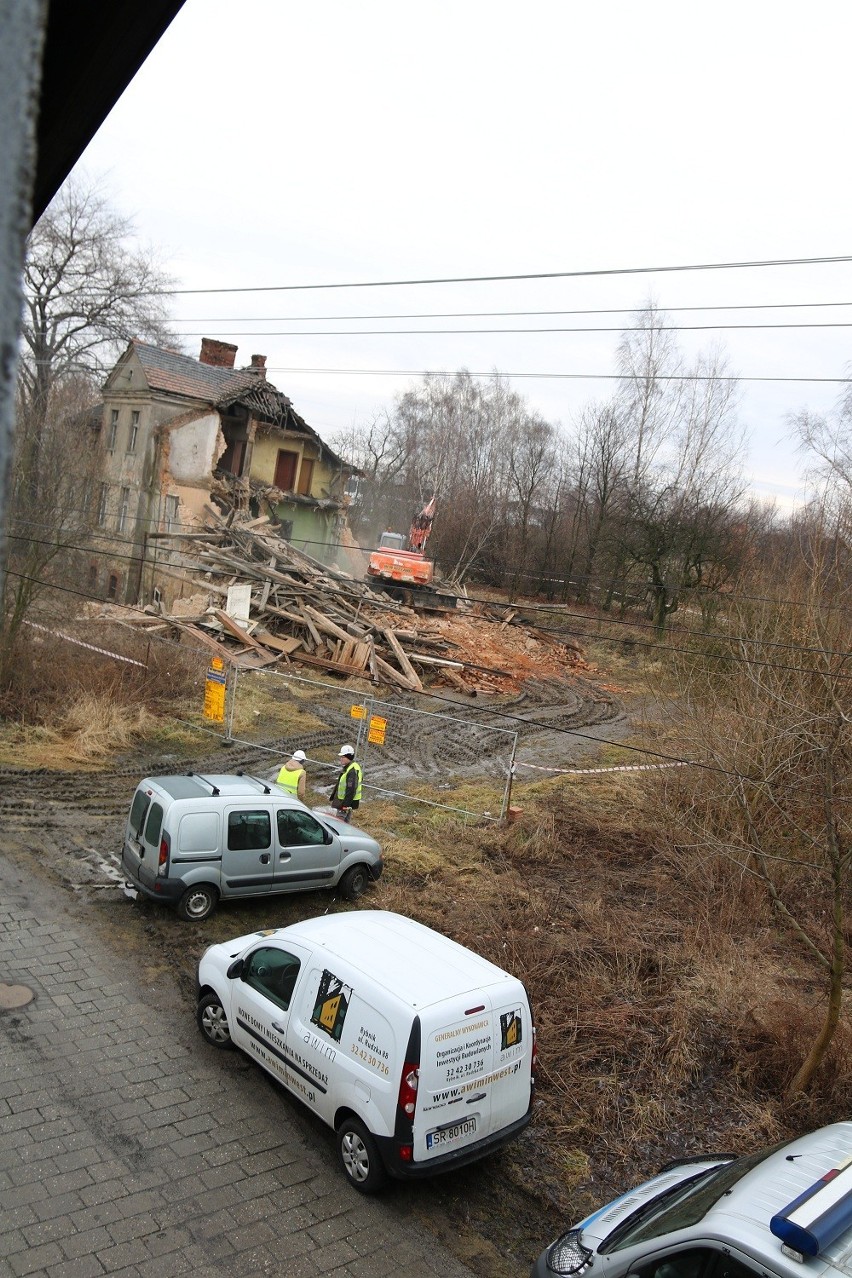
xmin=196 ymin=909 xmax=537 ymax=1192
xmin=122 ymin=773 xmax=383 ymax=921
xmin=532 ymin=1120 xmax=852 ymax=1278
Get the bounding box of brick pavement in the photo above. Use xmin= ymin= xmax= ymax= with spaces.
xmin=0 ymin=852 xmax=476 ymax=1278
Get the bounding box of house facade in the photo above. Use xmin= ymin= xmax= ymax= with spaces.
xmin=90 ymin=338 xmax=352 ymax=605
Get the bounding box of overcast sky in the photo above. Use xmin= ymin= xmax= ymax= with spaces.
xmin=73 ymin=0 xmax=852 ymax=510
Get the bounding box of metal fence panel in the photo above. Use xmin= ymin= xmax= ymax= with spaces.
xmin=228 ymin=667 xmax=517 ymax=823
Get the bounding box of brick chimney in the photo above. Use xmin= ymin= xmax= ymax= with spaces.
xmin=199 ymin=338 xmax=238 ymax=368
xmin=248 ymin=354 xmax=267 ymax=379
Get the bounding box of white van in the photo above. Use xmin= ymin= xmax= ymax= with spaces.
xmin=195 ymin=910 xmax=537 ymax=1192
xmin=122 ymin=773 xmax=383 ymax=921
xmin=532 ymin=1121 xmax=852 ymax=1278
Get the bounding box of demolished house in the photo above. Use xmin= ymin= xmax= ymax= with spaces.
xmin=90 ymin=337 xmax=353 ymax=605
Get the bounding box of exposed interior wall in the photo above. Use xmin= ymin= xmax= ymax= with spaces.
xmin=167 ymin=412 xmax=222 ymax=483
xmin=251 ymin=430 xmax=343 ymax=499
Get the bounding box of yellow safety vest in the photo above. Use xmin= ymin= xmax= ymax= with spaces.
xmin=335 ymin=761 xmax=363 ymax=803
xmin=276 ymin=765 xmax=304 ymax=796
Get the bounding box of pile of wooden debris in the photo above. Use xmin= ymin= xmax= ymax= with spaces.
xmin=111 ymin=512 xmax=579 ymax=694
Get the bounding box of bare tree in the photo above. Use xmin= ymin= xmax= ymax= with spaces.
xmin=19 ymin=175 xmax=175 ymax=434
xmin=1 ymin=176 xmax=175 ymax=676
xmin=616 ymin=298 xmax=684 ymax=486
xmin=564 ymin=399 xmax=630 ymax=605
xmin=790 ymin=375 xmax=852 ymax=530
xmin=658 ymin=528 xmax=852 ymax=1096
xmin=620 ymin=346 xmax=747 ymax=634
xmin=504 ymin=411 xmax=556 ymax=600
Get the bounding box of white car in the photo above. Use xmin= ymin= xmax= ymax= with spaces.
xmin=196 ymin=910 xmax=537 ymax=1192
xmin=532 ymin=1121 xmax=852 ymax=1278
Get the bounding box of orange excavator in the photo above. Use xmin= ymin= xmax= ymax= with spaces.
xmin=366 ymin=498 xmax=455 ymax=607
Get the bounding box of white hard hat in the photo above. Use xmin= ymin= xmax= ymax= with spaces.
xmin=292 ymin=750 xmax=306 ymax=762
xmin=338 ymin=743 xmax=355 ymax=757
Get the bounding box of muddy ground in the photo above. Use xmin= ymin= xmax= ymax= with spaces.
xmin=0 ymin=673 xmax=632 ymax=1276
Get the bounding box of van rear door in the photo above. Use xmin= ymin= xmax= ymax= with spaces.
xmin=414 ymin=987 xmax=531 ymax=1164
xmin=413 ymin=998 xmax=495 ymax=1163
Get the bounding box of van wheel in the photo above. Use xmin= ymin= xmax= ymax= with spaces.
xmin=339 ymin=864 xmax=370 ymax=901
xmin=337 ymin=1116 xmax=387 ymax=1194
xmin=196 ymin=993 xmax=233 ymax=1048
xmin=177 ymin=884 xmax=218 ymax=922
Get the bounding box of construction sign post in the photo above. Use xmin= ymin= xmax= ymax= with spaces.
xmin=203 ymin=658 xmax=227 ymax=723
xmin=367 ymin=715 xmax=387 ymax=745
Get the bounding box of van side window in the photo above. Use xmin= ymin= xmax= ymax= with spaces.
xmin=143 ymin=802 xmax=164 ymax=847
xmin=633 ymin=1249 xmax=759 ymax=1278
xmin=277 ymin=810 xmax=328 ymax=846
xmin=129 ymin=790 xmax=150 ymax=837
xmin=243 ymin=946 xmax=301 ymax=1011
xmin=228 ymin=810 xmax=271 ymax=851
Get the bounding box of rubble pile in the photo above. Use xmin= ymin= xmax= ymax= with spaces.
xmin=113 ymin=511 xmax=580 ymax=694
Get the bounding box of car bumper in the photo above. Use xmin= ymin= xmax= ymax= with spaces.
xmin=378 ymin=1109 xmax=531 ymax=1180
xmin=122 ymin=848 xmax=185 ymax=904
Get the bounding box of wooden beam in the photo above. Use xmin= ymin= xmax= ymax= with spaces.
xmin=381 ymin=627 xmax=423 ymax=691
xmin=212 ymin=609 xmax=267 ymax=651
xmin=373 ymin=652 xmax=420 ymax=691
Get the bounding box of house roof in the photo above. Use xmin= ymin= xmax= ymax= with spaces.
xmin=130 ymin=340 xmax=272 ymax=406
xmin=110 ymin=340 xmax=351 ymax=471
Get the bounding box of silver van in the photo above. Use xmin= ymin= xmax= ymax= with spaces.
xmin=122 ymin=773 xmax=383 ymax=921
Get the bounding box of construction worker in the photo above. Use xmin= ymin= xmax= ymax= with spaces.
xmin=330 ymin=744 xmax=362 ymax=822
xmin=276 ymin=749 xmax=307 ymax=801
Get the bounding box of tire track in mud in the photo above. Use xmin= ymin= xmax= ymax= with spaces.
xmin=0 ymin=675 xmax=628 ymax=893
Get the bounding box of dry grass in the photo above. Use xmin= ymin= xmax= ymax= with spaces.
xmin=0 ymin=626 xmax=203 ymax=765
xmin=363 ymin=763 xmax=852 ymax=1210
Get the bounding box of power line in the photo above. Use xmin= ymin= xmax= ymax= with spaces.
xmin=10 ymin=530 xmax=852 ymax=681
xmin=10 ymin=566 xmax=852 ymax=793
xmin=11 ymin=516 xmax=852 ymax=624
xmin=0 ymin=568 xmax=746 ymax=779
xmin=172 ymin=300 xmax=852 ymax=322
xmin=165 ymin=253 xmax=852 ymax=296
xmin=170 ymin=321 xmax=852 ymax=336
xmin=263 ymin=366 xmax=851 ymax=385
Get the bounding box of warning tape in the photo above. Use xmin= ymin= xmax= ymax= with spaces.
xmin=514 ymin=760 xmax=686 ymax=776
xmin=24 ymin=621 xmax=147 ymax=668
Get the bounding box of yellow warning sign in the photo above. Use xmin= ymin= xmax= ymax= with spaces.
xmin=367 ymin=715 xmax=387 ymax=745
xmin=350 ymin=704 xmax=367 ymax=720
xmin=203 ymin=661 xmax=227 ymax=723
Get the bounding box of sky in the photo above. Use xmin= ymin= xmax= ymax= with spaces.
xmin=72 ymin=0 xmax=852 ymax=511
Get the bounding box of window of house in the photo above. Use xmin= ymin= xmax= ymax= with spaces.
xmin=297 ymin=458 xmax=314 ymax=496
xmin=164 ymin=494 xmax=180 ymax=532
xmin=88 ymin=564 xmax=98 ymax=593
xmin=97 ymin=483 xmax=109 ymax=526
xmin=107 ymin=410 xmax=119 ymax=450
xmin=117 ymin=487 xmax=130 ymax=533
xmin=274 ymin=449 xmax=299 ymax=491
xmin=107 ymin=573 xmax=120 ymax=600
xmin=128 ymin=411 xmax=140 ymax=453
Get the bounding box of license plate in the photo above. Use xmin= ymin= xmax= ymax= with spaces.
xmin=426 ymin=1116 xmax=477 ymax=1149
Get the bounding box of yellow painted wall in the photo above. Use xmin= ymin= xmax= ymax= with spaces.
xmin=251 ymin=432 xmax=341 ymax=498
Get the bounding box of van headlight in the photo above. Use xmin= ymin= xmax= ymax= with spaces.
xmin=545 ymin=1230 xmax=593 ymax=1275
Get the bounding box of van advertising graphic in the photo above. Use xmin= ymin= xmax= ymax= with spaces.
xmin=500 ymin=1009 xmax=523 ymax=1051
xmin=434 ymin=1017 xmax=492 ymax=1085
xmin=310 ymin=968 xmax=351 ymax=1042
